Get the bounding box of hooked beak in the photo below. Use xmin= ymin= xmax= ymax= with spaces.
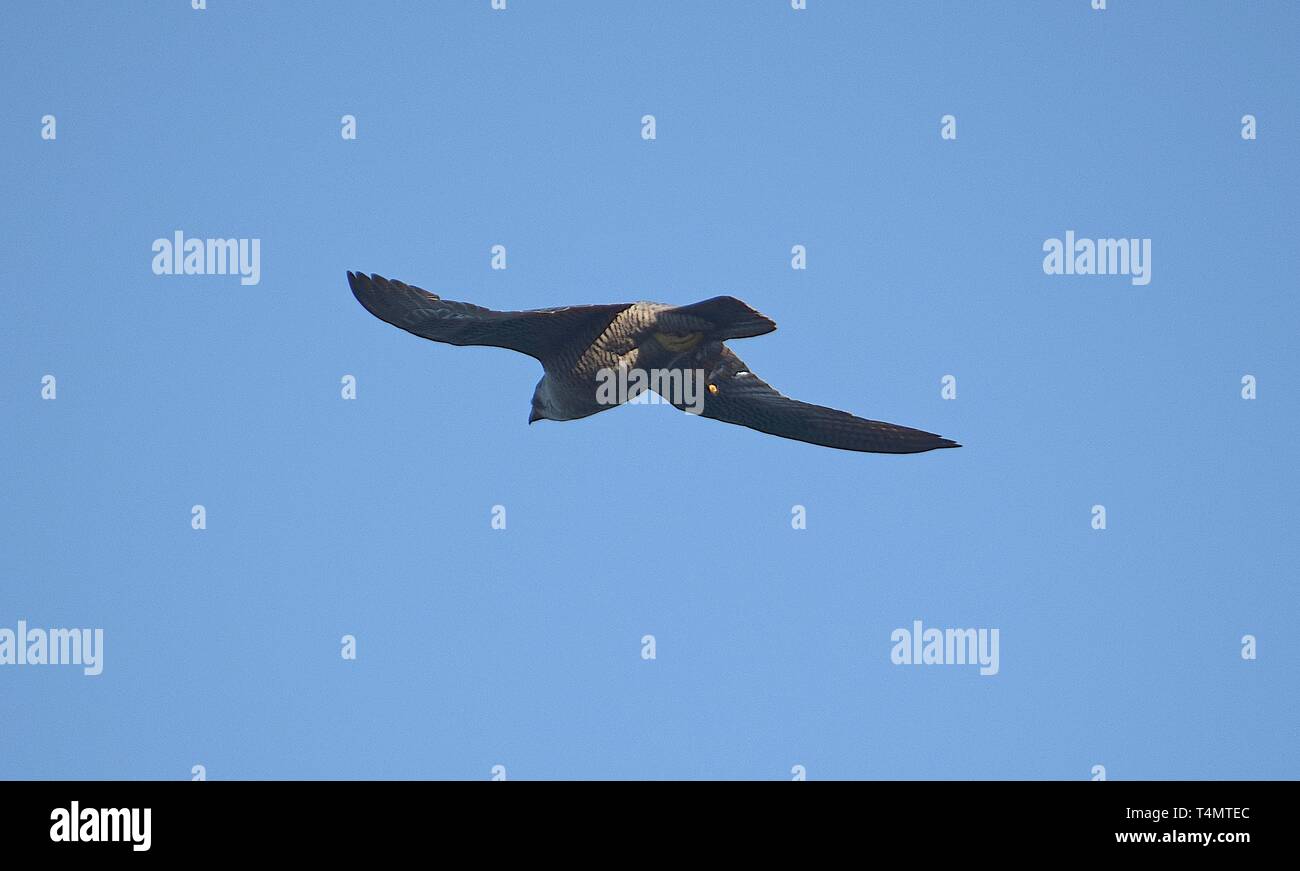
xmin=528 ymin=408 xmax=543 ymax=424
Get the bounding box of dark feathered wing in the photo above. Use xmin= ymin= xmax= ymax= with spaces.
xmin=685 ymin=345 xmax=960 ymax=454
xmin=348 ymin=272 xmax=630 ymax=361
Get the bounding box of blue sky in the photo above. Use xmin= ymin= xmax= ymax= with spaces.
xmin=1 ymin=1 xmax=1296 ymax=779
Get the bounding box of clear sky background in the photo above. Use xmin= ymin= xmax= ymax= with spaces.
xmin=2 ymin=1 xmax=1296 ymax=780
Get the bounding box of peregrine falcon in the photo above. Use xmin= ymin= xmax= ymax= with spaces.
xmin=348 ymin=272 xmax=960 ymax=454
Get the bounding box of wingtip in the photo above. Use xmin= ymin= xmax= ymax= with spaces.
xmin=347 ymin=271 xmax=394 ymax=295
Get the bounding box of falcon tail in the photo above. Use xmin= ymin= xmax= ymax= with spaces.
xmin=670 ymin=296 xmax=776 ymax=340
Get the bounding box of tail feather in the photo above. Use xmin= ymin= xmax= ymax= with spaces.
xmin=671 ymin=296 xmax=776 ymax=340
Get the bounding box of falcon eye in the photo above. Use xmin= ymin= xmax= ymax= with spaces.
xmin=707 ymin=383 xmax=719 ymax=394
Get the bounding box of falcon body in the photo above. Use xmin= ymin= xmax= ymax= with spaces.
xmin=348 ymin=272 xmax=959 ymax=454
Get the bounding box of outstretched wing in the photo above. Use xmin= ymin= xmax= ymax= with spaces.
xmin=348 ymin=272 xmax=631 ymax=361
xmin=682 ymin=344 xmax=960 ymax=454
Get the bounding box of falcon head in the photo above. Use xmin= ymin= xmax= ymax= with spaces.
xmin=529 ymin=376 xmax=554 ymax=424
xmin=529 ymin=373 xmax=599 ymax=423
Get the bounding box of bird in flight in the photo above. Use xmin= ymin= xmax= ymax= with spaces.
xmin=348 ymin=272 xmax=960 ymax=454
